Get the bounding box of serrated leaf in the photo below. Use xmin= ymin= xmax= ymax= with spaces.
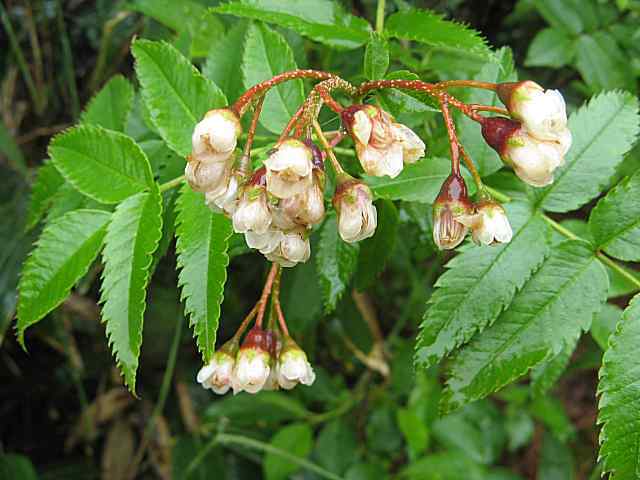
xmin=385 ymin=9 xmax=490 ymax=58
xmin=213 ymin=0 xmax=371 ymax=50
xmin=364 ymin=33 xmax=389 ymax=80
xmin=530 ymin=336 xmax=577 ymax=397
xmin=25 ymin=161 xmax=65 ymax=231
xmin=537 ymin=91 xmax=640 ymax=213
xmin=80 ymin=75 xmax=134 ymax=132
xmin=575 ymin=32 xmax=634 ymax=92
xmin=242 ymin=23 xmax=304 ymax=134
xmin=415 ymin=203 xmax=550 ymax=368
xmin=598 ymin=294 xmax=640 ymax=479
xmin=589 ymin=171 xmax=640 ymax=262
xmin=458 ymin=47 xmax=517 ymax=176
xmin=132 ymin=39 xmax=227 ymax=157
xmin=100 ymin=189 xmax=163 ymax=392
xmin=376 ymin=70 xmax=440 ymax=116
xmin=49 ymin=125 xmax=155 ymax=204
xmin=17 ymin=210 xmax=111 ymax=343
xmin=203 ymin=21 xmax=248 ymax=102
xmin=175 ymin=186 xmax=232 ymax=362
xmin=317 ymin=214 xmax=359 ymax=312
xmin=354 ymin=200 xmax=398 ymax=290
xmin=45 ymin=183 xmax=106 ymax=223
xmin=442 ymin=241 xmax=608 ymax=413
xmin=264 ymin=423 xmax=313 ymax=480
xmin=365 ymin=157 xmax=475 ymax=204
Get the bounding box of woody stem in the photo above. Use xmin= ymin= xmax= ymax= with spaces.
xmin=439 ymin=95 xmax=461 ymax=176
xmin=313 ymin=120 xmax=346 ymax=175
xmin=255 ymin=263 xmax=280 ymax=328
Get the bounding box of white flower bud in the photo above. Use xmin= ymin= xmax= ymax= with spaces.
xmin=457 ymin=201 xmax=513 ymax=246
xmin=393 ymin=123 xmax=425 ymax=164
xmin=334 ymin=182 xmax=377 ymax=243
xmin=196 ymin=349 xmax=236 ymax=395
xmin=232 ymin=186 xmax=272 ymax=234
xmin=231 ymin=328 xmax=275 ymax=395
xmin=264 ymin=139 xmax=314 ymax=199
xmin=244 ymin=228 xmax=284 ymax=254
xmin=265 ymin=229 xmax=311 ymax=267
xmin=280 ymin=171 xmax=326 ymax=227
xmin=504 ymin=130 xmax=567 ymax=187
xmin=185 ymin=158 xmax=230 ymax=193
xmin=192 ymin=109 xmax=241 ymax=162
xmin=277 ymin=339 xmax=315 ymax=390
xmin=206 ymin=174 xmax=240 ymax=215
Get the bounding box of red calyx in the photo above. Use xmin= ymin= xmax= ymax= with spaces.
xmin=304 ymin=139 xmax=325 ymax=170
xmin=435 ymin=173 xmax=469 ymax=205
xmin=481 ymin=117 xmax=521 ymax=155
xmin=249 ymin=166 xmax=267 ymax=187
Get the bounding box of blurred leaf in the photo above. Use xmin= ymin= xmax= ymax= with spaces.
xmin=397 ymin=407 xmax=429 ymax=459
xmin=532 ymin=0 xmax=584 ymax=35
xmin=589 ymin=170 xmax=640 ymax=262
xmin=100 ymin=189 xmax=163 ymax=392
xmin=401 ymin=452 xmax=485 ymax=480
xmin=346 ymin=463 xmax=389 ymax=480
xmin=442 ymin=241 xmax=608 ymax=413
xmin=189 ymin=10 xmax=225 ymax=58
xmin=101 ymin=419 xmax=135 ymax=480
xmin=26 ymin=162 xmax=65 ymax=231
xmin=242 ymin=23 xmax=304 ymax=134
xmin=530 ymin=336 xmax=577 ymax=396
xmin=366 ymin=407 xmax=403 ymax=454
xmin=49 ymin=125 xmax=155 ymax=204
xmin=366 ymin=157 xmax=475 ymax=203
xmin=590 ymin=303 xmax=622 ymax=350
xmin=213 ymin=0 xmax=371 ymax=49
xmin=458 ymin=47 xmax=517 ymax=176
xmin=525 ymin=28 xmax=575 ymax=68
xmin=364 ymin=32 xmax=389 ymax=80
xmin=598 ymin=293 xmax=640 ymax=479
xmin=17 ymin=210 xmax=111 ymax=343
xmin=317 ymin=214 xmax=359 ymax=313
xmin=537 ymin=91 xmax=640 ymax=213
xmin=315 ymin=419 xmax=359 ymax=475
xmin=172 ymin=435 xmax=225 ymax=480
xmin=175 ymin=186 xmax=232 ymax=363
xmin=264 ymin=423 xmax=313 ymax=480
xmin=529 ymin=396 xmax=575 ymax=442
xmin=0 ymin=119 xmax=26 ymax=175
xmin=0 ymin=454 xmax=38 ymax=480
xmin=280 ymin=255 xmax=323 ymax=333
xmin=80 ymin=75 xmax=134 ymax=132
xmin=538 ymin=431 xmax=575 ymax=480
xmin=575 ymin=32 xmax=634 ymax=92
xmin=203 ymin=21 xmax=248 ymax=102
xmin=504 ymin=406 xmax=534 ymax=452
xmin=354 ymin=199 xmax=398 ymax=290
xmin=203 ymin=391 xmax=310 ymax=426
xmin=132 ymin=39 xmax=227 ymax=157
xmin=416 ymin=203 xmax=549 ymax=368
xmin=385 ymin=9 xmax=490 ymax=58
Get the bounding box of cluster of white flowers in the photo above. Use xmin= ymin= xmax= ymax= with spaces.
xmin=197 ymin=329 xmax=315 ymax=395
xmin=343 ymin=104 xmax=425 ymax=179
xmin=496 ymin=81 xmax=572 ymax=187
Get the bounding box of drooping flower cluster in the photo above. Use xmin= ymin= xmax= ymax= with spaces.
xmin=197 ymin=327 xmax=315 ymax=395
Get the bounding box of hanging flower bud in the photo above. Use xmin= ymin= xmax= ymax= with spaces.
xmin=264 ymin=139 xmax=314 ymax=199
xmin=277 ymin=337 xmax=315 ymax=390
xmin=496 ymin=81 xmax=570 ymax=143
xmin=231 ymin=327 xmax=273 ymax=394
xmin=232 ymin=168 xmax=272 ymax=234
xmin=280 ymin=169 xmax=326 ymax=227
xmin=196 ymin=340 xmax=238 ymax=395
xmin=482 ymin=117 xmax=570 ymax=187
xmin=342 ymin=105 xmax=425 ymax=178
xmin=244 ymin=228 xmax=284 ymax=255
xmin=432 ymin=174 xmax=472 ymax=250
xmin=205 ymin=173 xmax=241 ymax=215
xmin=184 ymin=156 xmax=231 ymax=193
xmin=333 ymin=180 xmax=377 ymax=243
xmin=265 ymin=229 xmax=311 ymax=267
xmin=192 ymin=108 xmax=242 ymax=162
xmin=457 ymin=200 xmax=513 ymax=246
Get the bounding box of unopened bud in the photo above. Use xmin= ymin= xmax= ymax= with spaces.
xmin=277 ymin=337 xmax=315 ymax=390
xmin=192 ymin=108 xmax=242 ymax=162
xmin=231 ymin=327 xmax=273 ymax=395
xmin=232 ymin=184 xmax=272 ymax=234
xmin=196 ymin=340 xmax=238 ymax=395
xmin=333 ymin=180 xmax=377 ymax=243
xmin=185 ymin=157 xmax=231 ymax=193
xmin=432 ymin=174 xmax=471 ymax=250
xmin=265 ymin=229 xmax=311 ymax=267
xmin=264 ymin=139 xmax=314 ymax=199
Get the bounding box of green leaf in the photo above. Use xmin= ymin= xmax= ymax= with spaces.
xmin=315 ymin=420 xmax=359 ymax=475
xmin=175 ymin=186 xmax=232 ymax=363
xmin=26 ymin=161 xmax=65 ymax=230
xmin=17 ymin=210 xmax=111 ymax=343
xmin=80 ymin=75 xmax=134 ymax=132
xmin=264 ymin=423 xmax=313 ymax=480
xmin=376 ymin=70 xmax=440 ymax=116
xmin=598 ymin=294 xmax=640 ymax=479
xmin=530 ymin=336 xmax=577 ymax=397
xmin=364 ymin=32 xmax=389 ymax=80
xmin=530 ymin=396 xmax=575 ymax=442
xmin=524 ymin=28 xmax=575 ymax=68
xmin=0 ymin=454 xmax=38 ymax=480
xmin=590 ymin=171 xmax=640 ymax=262
xmin=532 ymin=0 xmax=584 ymax=35
xmin=100 ymin=189 xmax=163 ymax=392
xmin=385 ymin=9 xmax=490 ymax=58
xmin=132 ymin=39 xmax=227 ymax=157
xmin=591 ymin=303 xmax=622 ymax=350
xmin=537 ymin=91 xmax=640 ymax=213
xmin=49 ymin=125 xmax=155 ymax=204
xmin=213 ymin=0 xmax=371 ymax=50
xmin=416 ymin=203 xmax=550 ymax=368
xmin=458 ymin=47 xmax=517 ymax=177
xmin=575 ymin=32 xmax=634 ymax=92
xmin=365 ymin=157 xmax=475 ymax=204
xmin=242 ymin=23 xmax=304 ymax=134
xmin=316 ymin=214 xmax=359 ymax=313
xmin=45 ymin=183 xmax=106 ymax=224
xmin=538 ymin=431 xmax=576 ymax=480
xmin=442 ymin=241 xmax=608 ymax=413
xmin=401 ymin=452 xmax=485 ymax=480
xmin=397 ymin=408 xmax=429 ymax=459
xmin=203 ymin=21 xmax=248 ymax=102
xmin=127 ymin=0 xmax=206 ymax=32
xmin=354 ymin=200 xmax=398 ymax=290
xmin=0 ymin=119 xmax=26 ymax=175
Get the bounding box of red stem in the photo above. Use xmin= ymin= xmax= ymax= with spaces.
xmin=272 ymin=269 xmax=289 ymax=337
xmin=435 ymin=80 xmax=498 ymax=91
xmin=278 ymin=104 xmax=305 ymax=143
xmin=440 ymin=95 xmax=461 ymax=175
xmin=255 ymin=263 xmax=280 ymax=328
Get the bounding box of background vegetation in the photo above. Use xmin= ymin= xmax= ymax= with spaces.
xmin=1 ymin=0 xmax=640 ymax=479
